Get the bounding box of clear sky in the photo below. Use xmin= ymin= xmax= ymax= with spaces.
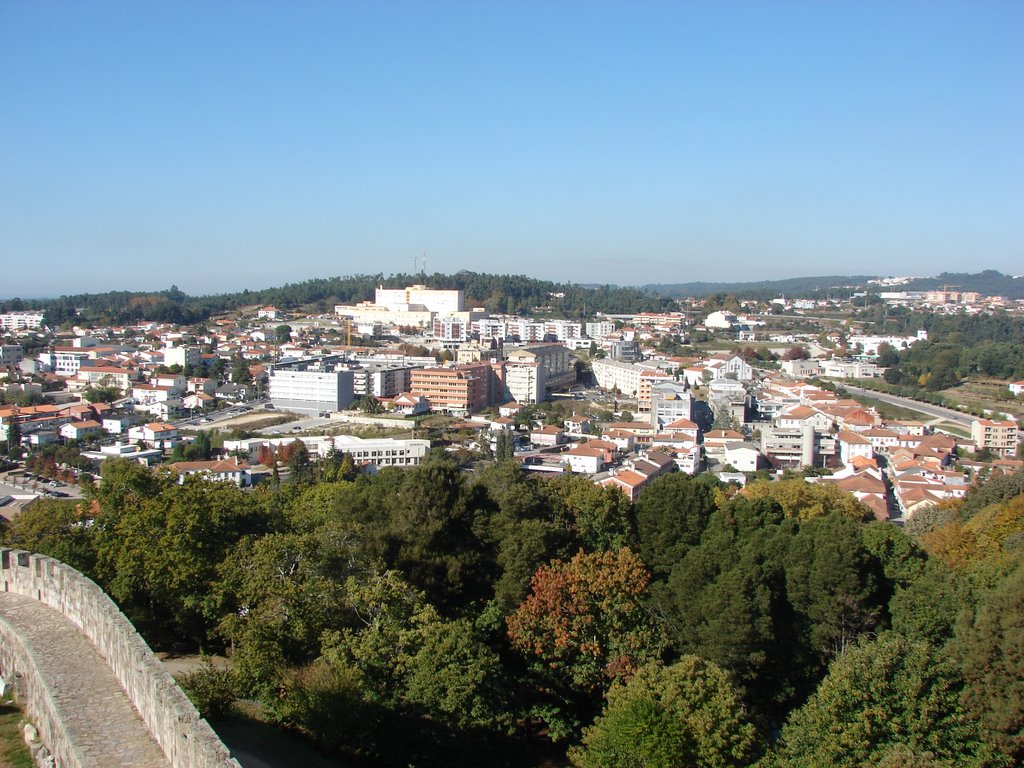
xmin=2 ymin=1 xmax=1022 ymax=298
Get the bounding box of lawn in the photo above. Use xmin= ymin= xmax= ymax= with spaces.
xmin=0 ymin=703 xmax=33 ymax=768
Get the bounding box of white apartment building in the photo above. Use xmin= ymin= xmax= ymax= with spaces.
xmin=0 ymin=311 xmax=44 ymax=331
xmin=473 ymin=319 xmax=507 ymax=340
xmin=504 ymin=361 xmax=545 ymax=404
xmin=586 ymin=321 xmax=615 ymax=338
xmin=592 ymin=359 xmax=643 ymax=397
xmin=346 ymin=363 xmax=418 ymax=398
xmin=49 ymin=348 xmax=92 ymax=377
xmin=433 ymin=316 xmax=469 ymax=342
xmin=163 ymin=344 xmax=201 ymax=369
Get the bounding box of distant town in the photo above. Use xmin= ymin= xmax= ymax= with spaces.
xmin=2 ymin=272 xmax=1021 ymax=522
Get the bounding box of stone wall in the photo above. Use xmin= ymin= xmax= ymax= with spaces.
xmin=0 ymin=548 xmax=241 ymax=768
xmin=0 ymin=613 xmax=82 ymax=767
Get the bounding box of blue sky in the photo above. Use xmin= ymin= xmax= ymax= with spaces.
xmin=2 ymin=1 xmax=1022 ymax=298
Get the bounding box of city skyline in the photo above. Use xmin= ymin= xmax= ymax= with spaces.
xmin=2 ymin=1 xmax=1022 ymax=298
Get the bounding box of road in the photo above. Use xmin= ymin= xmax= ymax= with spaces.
xmin=839 ymin=384 xmax=974 ymax=428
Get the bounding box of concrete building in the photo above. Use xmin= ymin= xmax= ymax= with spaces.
xmin=592 ymin=359 xmax=643 ymax=397
xmin=346 ymin=363 xmax=419 ymax=398
xmin=760 ymin=424 xmax=837 ymax=469
xmin=375 ymin=284 xmax=464 ymax=314
xmin=648 ymin=381 xmax=695 ymax=430
xmin=410 ymin=362 xmax=498 ymax=415
xmin=504 ymin=360 xmax=545 ymax=405
xmin=0 ymin=311 xmax=44 ymax=331
xmin=269 ymin=357 xmax=355 ymax=416
xmin=163 ymin=344 xmax=201 ymax=369
xmin=224 ymin=434 xmax=431 ymax=469
xmin=780 ymin=359 xmax=821 ymax=378
xmin=432 ymin=315 xmax=469 ymax=342
xmin=505 ymin=344 xmax=574 ymax=393
xmin=0 ymin=345 xmax=24 ymax=367
xmin=971 ymin=418 xmax=1020 ymax=458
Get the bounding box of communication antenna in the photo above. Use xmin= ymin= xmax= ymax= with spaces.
xmin=422 ymin=254 xmax=427 ymax=274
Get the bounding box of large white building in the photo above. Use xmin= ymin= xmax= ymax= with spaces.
xmin=375 ymin=284 xmax=464 ymax=314
xmin=592 ymin=359 xmax=645 ymax=397
xmin=0 ymin=311 xmax=44 ymax=331
xmin=269 ymin=357 xmax=355 ymax=415
xmin=223 ymin=434 xmax=431 ymax=469
xmin=163 ymin=343 xmax=201 ymax=369
xmin=504 ymin=360 xmax=545 ymax=404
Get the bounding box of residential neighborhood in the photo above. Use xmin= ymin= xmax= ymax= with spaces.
xmin=2 ymin=277 xmax=1021 ymax=526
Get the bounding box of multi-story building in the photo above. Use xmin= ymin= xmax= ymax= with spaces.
xmin=269 ymin=356 xmax=355 ymax=416
xmin=163 ymin=343 xmax=201 ymax=369
xmin=505 ymin=344 xmax=574 ymax=392
xmin=76 ymin=365 xmax=139 ymax=392
xmin=375 ymin=284 xmax=464 ymax=314
xmin=47 ymin=347 xmax=92 ymax=377
xmin=586 ymin=321 xmax=615 ymax=338
xmin=760 ymin=424 xmax=837 ymax=469
xmin=224 ymin=434 xmax=431 ymax=469
xmin=504 ymin=360 xmax=544 ymax=404
xmin=592 ymin=359 xmax=643 ymax=397
xmin=0 ymin=311 xmax=44 ymax=331
xmin=410 ymin=362 xmax=499 ymax=415
xmin=637 ymin=369 xmax=673 ymax=414
xmin=432 ymin=316 xmax=469 ymax=342
xmin=0 ymin=345 xmax=24 ymax=367
xmin=346 ymin=363 xmax=419 ymax=398
xmin=971 ymin=418 xmax=1020 ymax=458
xmin=648 ymin=381 xmax=695 ymax=430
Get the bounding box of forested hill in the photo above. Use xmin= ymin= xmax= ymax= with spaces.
xmin=898 ymin=270 xmax=1024 ymax=299
xmin=641 ymin=270 xmax=1024 ymax=300
xmin=641 ymin=275 xmax=877 ymax=299
xmin=6 ymin=272 xmax=676 ymax=327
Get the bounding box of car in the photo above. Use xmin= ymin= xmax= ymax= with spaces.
xmin=264 ymin=403 xmax=274 ymax=409
xmin=49 ymin=480 xmax=59 ymax=487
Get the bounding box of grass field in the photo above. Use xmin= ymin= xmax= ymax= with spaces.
xmin=0 ymin=703 xmax=33 ymax=768
xmin=946 ymin=380 xmax=1024 ymax=421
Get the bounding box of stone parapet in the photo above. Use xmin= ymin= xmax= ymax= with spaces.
xmin=0 ymin=548 xmax=240 ymax=768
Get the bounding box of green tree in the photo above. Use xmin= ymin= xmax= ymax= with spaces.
xmin=216 ymin=525 xmax=364 ymax=699
xmin=4 ymin=419 xmax=21 ymax=455
xmin=494 ymin=429 xmax=516 ymax=461
xmin=275 ymin=324 xmax=293 ymax=344
xmin=286 ymin=439 xmax=313 ymax=485
xmin=82 ymin=385 xmax=121 ymax=403
xmin=570 ymin=657 xmax=760 ymax=768
xmin=773 ymin=634 xmax=992 ymax=768
xmin=356 ymin=394 xmax=385 ymax=414
xmin=402 ymin=618 xmax=513 ymax=732
xmin=633 ymin=473 xmax=720 ymax=578
xmin=230 ymin=353 xmax=252 ymax=385
xmin=1 ymin=498 xmax=96 ymax=573
xmin=954 ymin=562 xmax=1024 ymax=763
